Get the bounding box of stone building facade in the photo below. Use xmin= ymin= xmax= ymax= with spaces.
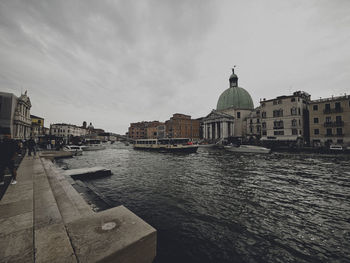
xmin=0 ymin=91 xmax=32 ymax=139
xmin=309 ymin=95 xmax=350 ymax=147
xmin=260 ymin=91 xmax=310 ymax=146
xmin=165 ymin=114 xmax=200 ymax=139
xmin=50 ymin=123 xmax=87 ymax=142
xmin=246 ymin=107 xmax=262 ymax=140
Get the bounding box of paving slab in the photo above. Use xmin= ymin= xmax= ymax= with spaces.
xmin=67 ymin=205 xmax=157 ymax=263
xmin=0 ymin=211 xmax=33 ymax=237
xmin=0 ymin=227 xmax=33 ymax=263
xmin=35 ymin=223 xmax=77 ymax=263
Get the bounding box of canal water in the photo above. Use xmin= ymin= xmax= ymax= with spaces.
xmin=56 ymin=143 xmax=350 ymax=263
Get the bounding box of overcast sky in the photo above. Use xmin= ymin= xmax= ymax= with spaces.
xmin=1 ymin=0 xmax=349 ymax=134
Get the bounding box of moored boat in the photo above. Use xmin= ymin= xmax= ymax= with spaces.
xmin=134 ymin=138 xmax=198 ymax=153
xmin=82 ymin=139 xmax=106 ymax=151
xmin=224 ymin=144 xmax=271 ymax=154
xmin=63 ymin=145 xmax=83 ymax=156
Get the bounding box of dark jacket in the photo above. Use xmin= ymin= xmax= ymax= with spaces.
xmin=0 ymin=138 xmax=18 ymax=162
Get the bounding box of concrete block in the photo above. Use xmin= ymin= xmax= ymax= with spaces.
xmin=0 ymin=227 xmax=33 ymax=263
xmin=66 ymin=206 xmax=157 ymax=263
xmin=35 ymin=223 xmax=77 ymax=263
xmin=0 ymin=188 xmax=33 ymax=205
xmin=34 ymin=203 xmax=62 ymax=230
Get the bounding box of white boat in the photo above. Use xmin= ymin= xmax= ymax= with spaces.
xmin=63 ymin=145 xmax=83 ymax=156
xmin=224 ymin=145 xmax=271 ymax=154
xmin=82 ymin=139 xmax=106 ymax=151
xmin=134 ymin=138 xmax=198 ymax=153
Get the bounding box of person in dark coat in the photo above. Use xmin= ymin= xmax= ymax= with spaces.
xmin=28 ymin=138 xmax=36 ymax=156
xmin=0 ymin=134 xmax=19 ymax=185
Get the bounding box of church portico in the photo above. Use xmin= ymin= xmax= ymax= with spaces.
xmin=202 ymin=110 xmax=235 ymax=141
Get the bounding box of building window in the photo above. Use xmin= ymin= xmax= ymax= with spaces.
xmin=262 ymin=112 xmax=266 ymax=118
xmin=291 ymin=107 xmax=297 ymax=115
xmin=273 ymin=109 xmax=283 ymax=117
xmin=298 ymin=108 xmax=301 ymax=115
xmin=237 ymin=112 xmax=241 ymax=118
xmin=325 ymin=103 xmax=331 ymax=112
xmin=313 ymin=105 xmax=318 ymax=111
xmin=262 ymin=122 xmax=266 ymax=129
xmin=314 ymin=118 xmax=319 ymax=124
xmin=292 ymin=129 xmax=298 ymax=135
xmin=273 ymin=100 xmax=277 ymax=105
xmin=261 ymin=103 xmax=265 ymax=107
xmin=250 ymin=119 xmax=253 ymax=124
xmin=336 ymin=128 xmax=343 ymax=136
xmin=335 ymin=102 xmax=341 ymax=110
xmin=314 ymin=129 xmax=319 ymax=135
xmin=274 ymin=130 xmax=284 ymax=135
xmin=278 ymin=100 xmax=282 ymax=104
xmin=337 ymin=139 xmax=343 ymax=144
xmin=257 ymin=126 xmax=261 ymax=132
xmin=250 ymin=127 xmax=253 ymax=133
xmin=273 ymin=120 xmax=284 ymax=129
xmin=291 ymin=98 xmax=296 ymax=102
xmin=257 ymin=119 xmax=260 ymax=123
xmin=326 ymin=128 xmax=332 ymax=136
xmin=291 ymin=119 xmax=297 ymax=127
xmin=326 ymin=116 xmax=331 ymax=123
xmin=262 ymin=131 xmax=267 ymax=136
xmin=336 ymin=116 xmax=342 ymax=123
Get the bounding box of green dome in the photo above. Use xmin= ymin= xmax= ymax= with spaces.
xmin=217 ymin=86 xmax=254 ymax=111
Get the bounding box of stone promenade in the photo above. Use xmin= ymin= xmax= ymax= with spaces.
xmin=0 ymin=154 xmax=156 ymax=263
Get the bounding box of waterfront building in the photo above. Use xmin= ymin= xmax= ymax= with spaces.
xmin=201 ymin=69 xmax=254 ymax=142
xmin=30 ymin=114 xmax=44 ymax=138
xmin=146 ymin=122 xmax=165 ymax=139
xmin=50 ymin=123 xmax=87 ymax=143
xmin=128 ymin=121 xmax=161 ymax=140
xmin=309 ymin=95 xmax=350 ymax=147
xmin=246 ymin=107 xmax=262 ymax=141
xmin=0 ymin=91 xmax=32 ymax=139
xmin=260 ymin=91 xmax=310 ymax=146
xmin=165 ymin=113 xmax=200 ymax=139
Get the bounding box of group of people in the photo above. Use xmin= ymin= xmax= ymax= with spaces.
xmin=0 ymin=134 xmax=37 ymax=186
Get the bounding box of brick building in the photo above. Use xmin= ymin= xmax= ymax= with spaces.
xmin=165 ymin=113 xmax=200 ymax=139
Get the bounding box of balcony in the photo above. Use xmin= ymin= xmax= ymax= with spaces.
xmin=323 ymin=107 xmax=343 ymax=114
xmin=323 ymin=121 xmax=344 ymax=127
xmin=273 ymin=126 xmax=284 ymax=130
xmin=325 ymin=133 xmax=344 ymax=137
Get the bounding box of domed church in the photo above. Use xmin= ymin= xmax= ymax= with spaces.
xmin=202 ymin=69 xmax=254 ymax=141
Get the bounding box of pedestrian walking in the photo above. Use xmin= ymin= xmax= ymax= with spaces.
xmin=0 ymin=134 xmax=19 ymax=185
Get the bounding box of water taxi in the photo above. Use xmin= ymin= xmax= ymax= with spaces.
xmin=63 ymin=145 xmax=83 ymax=156
xmin=134 ymin=138 xmax=198 ymax=153
xmin=224 ymin=144 xmax=271 ymax=154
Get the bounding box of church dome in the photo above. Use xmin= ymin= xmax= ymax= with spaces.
xmin=216 ymin=69 xmax=254 ymax=111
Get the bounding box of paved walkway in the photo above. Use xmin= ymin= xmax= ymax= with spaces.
xmin=0 ymin=155 xmax=156 ymax=263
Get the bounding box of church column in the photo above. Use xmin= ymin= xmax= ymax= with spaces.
xmin=204 ymin=123 xmax=207 ymax=139
xmin=231 ymin=122 xmax=234 ymax=137
xmin=223 ymin=122 xmax=227 ymax=138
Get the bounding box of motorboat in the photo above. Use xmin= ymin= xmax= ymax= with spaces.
xmin=134 ymin=138 xmax=198 ymax=153
xmin=63 ymin=145 xmax=83 ymax=156
xmin=82 ymin=139 xmax=106 ymax=151
xmin=224 ymin=144 xmax=271 ymax=154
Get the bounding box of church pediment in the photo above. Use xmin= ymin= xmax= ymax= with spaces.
xmin=203 ymin=110 xmax=235 ymax=121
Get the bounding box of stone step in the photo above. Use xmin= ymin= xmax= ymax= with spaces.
xmin=40 ymin=159 xmax=93 ymax=223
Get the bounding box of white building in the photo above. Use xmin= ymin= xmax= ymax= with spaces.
xmin=50 ymin=123 xmax=87 ymax=142
xmin=0 ymin=91 xmax=32 ymax=139
xmin=260 ymin=91 xmax=310 ymax=146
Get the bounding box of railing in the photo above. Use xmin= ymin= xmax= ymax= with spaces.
xmin=323 ymin=121 xmax=344 ymax=127
xmin=323 ymin=107 xmax=343 ymax=114
xmin=273 ymin=126 xmax=284 ymax=130
xmin=325 ymin=133 xmax=344 ymax=137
